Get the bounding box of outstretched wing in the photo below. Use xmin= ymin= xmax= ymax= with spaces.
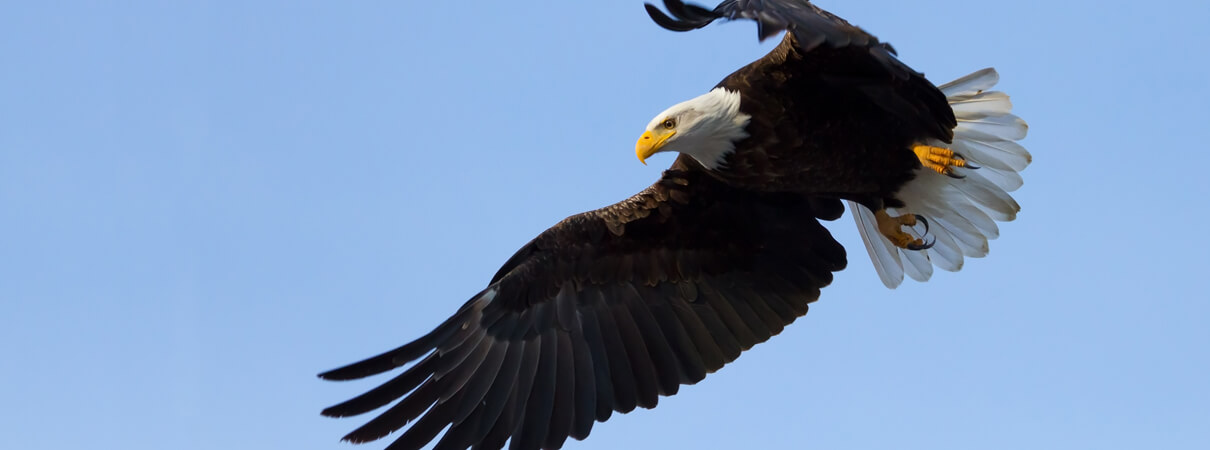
xmin=645 ymin=0 xmax=877 ymax=47
xmin=319 ymin=157 xmax=847 ymax=450
xmin=647 ymin=0 xmax=953 ymax=142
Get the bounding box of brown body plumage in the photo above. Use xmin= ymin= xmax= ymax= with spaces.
xmin=715 ymin=33 xmax=955 ymax=211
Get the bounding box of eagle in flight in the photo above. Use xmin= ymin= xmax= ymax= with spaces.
xmin=319 ymin=1 xmax=1031 ymax=449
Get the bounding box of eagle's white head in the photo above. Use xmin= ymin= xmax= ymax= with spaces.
xmin=635 ymin=88 xmax=752 ymax=169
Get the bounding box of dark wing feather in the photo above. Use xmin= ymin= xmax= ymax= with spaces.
xmin=646 ymin=0 xmax=875 ymax=48
xmin=647 ymin=0 xmax=954 ymax=146
xmin=319 ymin=157 xmax=846 ymax=449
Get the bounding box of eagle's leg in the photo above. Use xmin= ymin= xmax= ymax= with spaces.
xmin=874 ymin=209 xmax=933 ymax=250
xmin=913 ymin=144 xmax=975 ymax=178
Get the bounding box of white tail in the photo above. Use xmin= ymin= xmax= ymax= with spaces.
xmin=849 ymin=68 xmax=1031 ymax=288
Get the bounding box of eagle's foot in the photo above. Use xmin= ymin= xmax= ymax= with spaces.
xmin=913 ymin=145 xmax=974 ymax=178
xmin=875 ymin=209 xmax=934 ymax=250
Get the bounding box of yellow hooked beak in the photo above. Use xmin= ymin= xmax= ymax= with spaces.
xmin=635 ymin=129 xmax=675 ymax=165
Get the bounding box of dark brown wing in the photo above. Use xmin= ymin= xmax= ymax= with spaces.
xmin=646 ymin=0 xmax=876 ymax=47
xmin=689 ymin=37 xmax=952 ymax=208
xmin=319 ymin=156 xmax=846 ymax=450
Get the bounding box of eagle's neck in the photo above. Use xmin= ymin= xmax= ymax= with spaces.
xmin=679 ymin=88 xmax=751 ymax=170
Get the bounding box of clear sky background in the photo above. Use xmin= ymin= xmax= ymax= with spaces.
xmin=3 ymin=1 xmax=1208 ymax=449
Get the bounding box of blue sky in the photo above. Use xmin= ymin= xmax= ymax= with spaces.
xmin=3 ymin=1 xmax=1208 ymax=449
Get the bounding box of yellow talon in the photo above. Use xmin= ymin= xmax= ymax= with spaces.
xmin=874 ymin=209 xmax=931 ymax=250
xmin=913 ymin=144 xmax=967 ymax=176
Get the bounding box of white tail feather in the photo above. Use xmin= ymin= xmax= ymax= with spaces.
xmin=852 ymin=202 xmax=906 ymax=288
xmin=949 ymin=92 xmax=1013 ymax=118
xmin=925 ymin=225 xmax=964 ymax=271
xmin=938 ymin=68 xmax=999 ymax=97
xmin=852 ymin=68 xmax=1030 ymax=288
xmin=971 ymin=165 xmax=1023 ymax=192
xmin=954 ymin=115 xmax=1028 ymax=142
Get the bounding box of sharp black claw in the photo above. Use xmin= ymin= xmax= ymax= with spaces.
xmin=946 ymin=170 xmax=966 ymax=179
xmin=907 ymin=236 xmax=936 ymax=251
xmin=914 ymin=214 xmax=929 ymax=234
xmin=952 ymin=151 xmax=980 ymax=169
xmin=904 ymin=215 xmax=934 ymax=250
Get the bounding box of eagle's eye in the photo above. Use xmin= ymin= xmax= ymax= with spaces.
xmin=662 ymin=118 xmax=676 ymax=129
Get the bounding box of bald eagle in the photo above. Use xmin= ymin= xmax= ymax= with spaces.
xmin=319 ymin=1 xmax=1030 ymax=449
